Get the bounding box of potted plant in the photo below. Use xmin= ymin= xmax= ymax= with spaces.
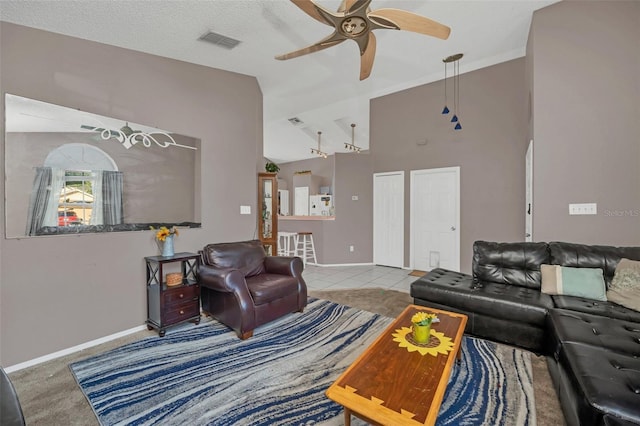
xmin=265 ymin=162 xmax=280 ymax=173
xmin=411 ymin=311 xmax=438 ymax=344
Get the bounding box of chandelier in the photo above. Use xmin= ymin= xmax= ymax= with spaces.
xmin=441 ymin=53 xmax=463 ymax=130
xmin=311 ymin=131 xmax=328 ymax=158
xmin=344 ymin=123 xmax=362 ymax=153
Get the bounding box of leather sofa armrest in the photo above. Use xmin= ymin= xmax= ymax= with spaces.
xmin=264 ymin=256 xmax=304 ymax=277
xmin=198 ymin=264 xmax=245 ymax=293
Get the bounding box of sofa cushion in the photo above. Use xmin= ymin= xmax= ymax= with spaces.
xmin=557 ymin=342 xmax=640 ymax=425
xmin=411 ymin=268 xmax=553 ymax=326
xmin=547 ymin=309 xmax=640 ymax=424
xmin=473 ymin=241 xmax=549 ymax=289
xmin=547 ymin=309 xmax=640 ymax=356
xmin=541 ymin=265 xmax=607 ymax=301
xmin=549 ymin=242 xmax=640 ymax=286
xmin=607 ymin=259 xmax=640 ymax=312
xmin=246 ymin=274 xmax=298 ymax=305
xmin=552 ymin=296 xmax=640 ymax=323
xmin=202 ymin=240 xmax=266 ymax=277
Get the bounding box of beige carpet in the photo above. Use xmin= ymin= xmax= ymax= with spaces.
xmin=9 ymin=288 xmax=565 ymax=425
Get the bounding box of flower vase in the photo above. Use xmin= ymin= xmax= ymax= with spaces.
xmin=162 ymin=235 xmax=175 ymax=257
xmin=412 ymin=322 xmax=431 ymax=344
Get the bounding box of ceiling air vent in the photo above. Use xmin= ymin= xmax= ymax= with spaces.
xmin=199 ymin=31 xmax=241 ymax=50
xmin=288 ymin=117 xmax=304 ymax=126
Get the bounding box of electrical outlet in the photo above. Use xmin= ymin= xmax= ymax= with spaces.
xmin=240 ymin=205 xmax=251 ymax=215
xmin=569 ymin=203 xmax=597 ymax=215
xmin=349 ymin=245 xmax=354 ymax=252
xmin=351 ymin=195 xmax=358 ymax=201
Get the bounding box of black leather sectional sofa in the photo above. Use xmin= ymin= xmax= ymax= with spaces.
xmin=410 ymin=241 xmax=640 ymax=426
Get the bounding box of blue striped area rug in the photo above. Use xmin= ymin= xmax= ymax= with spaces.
xmin=70 ymin=299 xmax=535 ymax=425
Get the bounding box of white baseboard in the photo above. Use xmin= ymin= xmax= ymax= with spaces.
xmin=309 ymin=262 xmax=375 ymax=267
xmin=5 ymin=324 xmax=147 ymax=373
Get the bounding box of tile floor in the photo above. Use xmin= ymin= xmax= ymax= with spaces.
xmin=302 ymin=264 xmax=419 ymax=293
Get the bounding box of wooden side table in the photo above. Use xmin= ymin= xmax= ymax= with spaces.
xmin=145 ymin=252 xmax=201 ymax=337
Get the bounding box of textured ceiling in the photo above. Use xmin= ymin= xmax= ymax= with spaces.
xmin=0 ymin=0 xmax=558 ymax=163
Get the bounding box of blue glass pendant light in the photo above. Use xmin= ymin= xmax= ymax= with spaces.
xmin=443 ymin=53 xmax=464 ymax=131
xmin=441 ymin=61 xmax=450 ymax=115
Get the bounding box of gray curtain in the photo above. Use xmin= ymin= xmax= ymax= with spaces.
xmin=25 ymin=167 xmax=52 ymax=236
xmin=102 ymin=171 xmax=124 ymax=225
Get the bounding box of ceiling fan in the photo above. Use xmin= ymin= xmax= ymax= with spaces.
xmin=275 ymin=0 xmax=451 ymax=80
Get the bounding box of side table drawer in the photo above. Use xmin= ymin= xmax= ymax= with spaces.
xmin=164 ymin=300 xmax=199 ymax=325
xmin=163 ymin=285 xmax=199 ymax=305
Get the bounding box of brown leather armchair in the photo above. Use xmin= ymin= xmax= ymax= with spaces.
xmin=198 ymin=240 xmax=307 ymax=339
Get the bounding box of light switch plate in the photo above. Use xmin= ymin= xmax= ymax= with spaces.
xmin=240 ymin=205 xmax=251 ymax=215
xmin=352 ymin=195 xmax=358 ymax=201
xmin=569 ymin=203 xmax=597 ymax=215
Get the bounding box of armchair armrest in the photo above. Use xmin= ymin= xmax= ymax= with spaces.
xmin=264 ymin=256 xmax=304 ymax=277
xmin=198 ymin=264 xmax=245 ymax=293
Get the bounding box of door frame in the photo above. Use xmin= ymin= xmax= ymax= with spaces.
xmin=525 ymin=140 xmax=533 ymax=242
xmin=409 ymin=166 xmax=460 ymax=271
xmin=373 ymin=171 xmax=404 ymax=268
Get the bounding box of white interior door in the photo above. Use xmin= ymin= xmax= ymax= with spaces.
xmin=525 ymin=140 xmax=533 ymax=242
xmin=410 ymin=167 xmax=460 ymax=272
xmin=373 ymin=172 xmax=404 ymax=268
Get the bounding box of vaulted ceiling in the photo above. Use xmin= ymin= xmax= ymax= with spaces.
xmin=1 ymin=0 xmax=558 ymax=163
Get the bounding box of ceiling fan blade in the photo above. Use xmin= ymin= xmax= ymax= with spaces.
xmin=291 ymin=0 xmax=333 ymax=26
xmin=360 ymin=32 xmax=376 ymax=80
xmin=368 ymin=8 xmax=451 ymax=40
xmin=339 ymin=0 xmax=370 ymax=14
xmin=275 ymin=37 xmax=345 ymax=60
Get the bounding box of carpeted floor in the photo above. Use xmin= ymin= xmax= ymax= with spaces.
xmin=8 ymin=288 xmax=565 ymax=425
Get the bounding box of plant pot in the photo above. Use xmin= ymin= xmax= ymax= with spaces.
xmin=412 ymin=322 xmax=431 ymax=344
xmin=162 ymin=235 xmax=175 ymax=257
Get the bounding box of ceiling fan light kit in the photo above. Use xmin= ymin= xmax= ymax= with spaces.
xmin=442 ymin=53 xmax=464 ymax=130
xmin=276 ymin=0 xmax=451 ymax=80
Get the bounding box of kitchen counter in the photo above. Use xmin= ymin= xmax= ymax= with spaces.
xmin=279 ymin=215 xmax=335 ymax=221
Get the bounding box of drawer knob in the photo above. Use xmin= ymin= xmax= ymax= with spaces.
xmin=179 ymin=293 xmax=184 ymax=298
xmin=179 ymin=310 xmax=184 ymax=315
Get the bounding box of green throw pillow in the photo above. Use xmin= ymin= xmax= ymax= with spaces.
xmin=607 ymin=258 xmax=640 ymax=311
xmin=541 ymin=264 xmax=607 ymax=301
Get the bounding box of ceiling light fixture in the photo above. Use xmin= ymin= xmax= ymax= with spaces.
xmin=344 ymin=123 xmax=362 ymax=153
xmin=311 ymin=131 xmax=328 ymax=158
xmin=442 ymin=53 xmax=463 ymax=130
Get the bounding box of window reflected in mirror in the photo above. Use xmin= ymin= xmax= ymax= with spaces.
xmin=5 ymin=94 xmax=202 ymax=238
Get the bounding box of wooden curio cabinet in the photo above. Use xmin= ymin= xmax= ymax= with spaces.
xmin=258 ymin=172 xmax=278 ymax=255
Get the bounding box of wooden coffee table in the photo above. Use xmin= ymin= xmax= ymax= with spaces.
xmin=326 ymin=304 xmax=468 ymax=425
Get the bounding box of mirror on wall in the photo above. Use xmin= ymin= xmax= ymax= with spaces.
xmin=4 ymin=94 xmax=201 ymax=238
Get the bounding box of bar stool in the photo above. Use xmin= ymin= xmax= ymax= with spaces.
xmin=277 ymin=232 xmax=298 ymax=256
xmin=296 ymin=232 xmax=318 ymax=266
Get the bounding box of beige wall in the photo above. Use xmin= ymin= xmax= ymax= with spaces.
xmin=0 ymin=23 xmax=263 ymax=366
xmin=530 ymin=1 xmax=640 ymax=245
xmin=371 ymin=59 xmax=529 ymax=272
xmin=278 ymin=153 xmax=373 ymax=264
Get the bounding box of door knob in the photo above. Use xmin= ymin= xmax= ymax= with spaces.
xmin=451 ymin=226 xmax=456 ymax=231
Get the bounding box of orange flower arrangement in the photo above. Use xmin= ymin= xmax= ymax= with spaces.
xmin=152 ymin=226 xmax=179 ymax=242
